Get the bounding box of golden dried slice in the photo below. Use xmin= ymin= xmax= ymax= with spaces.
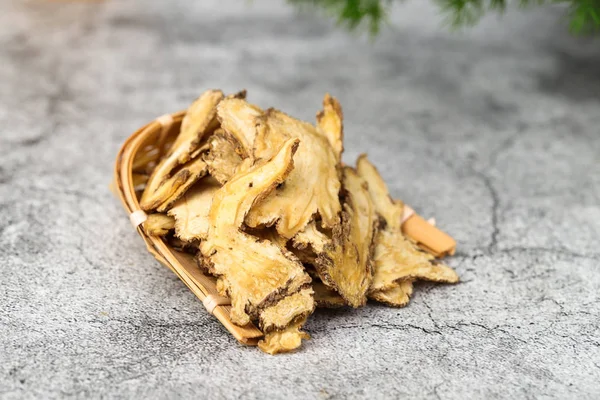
xmin=143 ymin=213 xmax=175 ymax=236
xmin=356 ymin=155 xmax=459 ymax=303
xmin=258 ymin=319 xmax=310 ymax=355
xmin=313 ymin=281 xmax=346 ymax=308
xmin=369 ymin=280 xmax=414 ymax=308
xmin=203 ymin=132 xmax=244 ymax=184
xmin=292 ymin=221 xmax=329 ymax=253
xmin=316 ymin=167 xmax=378 ymax=308
xmin=247 ymin=109 xmax=342 ymax=238
xmin=356 ymin=154 xmax=403 ymax=231
xmin=141 ymin=90 xmax=224 ymax=210
xmin=144 ymin=156 xmax=209 ymax=213
xmin=216 ymin=98 xmax=263 ymax=157
xmin=258 ymin=288 xmax=314 ymax=332
xmin=370 ymin=230 xmax=459 ymax=292
xmin=167 ymin=178 xmax=221 ymax=241
xmin=290 ymin=221 xmax=331 ymax=265
xmin=316 ymin=93 xmax=344 ymax=161
xmin=248 ymin=227 xmax=289 ymax=252
xmin=200 ymin=138 xmax=313 ymax=332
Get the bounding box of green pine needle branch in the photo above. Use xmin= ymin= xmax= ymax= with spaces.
xmin=289 ymin=0 xmax=600 ymax=34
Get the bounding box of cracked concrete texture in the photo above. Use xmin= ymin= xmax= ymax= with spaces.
xmin=1 ymin=0 xmax=599 ymax=398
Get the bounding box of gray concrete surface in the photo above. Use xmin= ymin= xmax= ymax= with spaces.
xmin=1 ymin=0 xmax=599 ymax=398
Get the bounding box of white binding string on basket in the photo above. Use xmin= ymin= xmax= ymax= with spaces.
xmin=401 ymin=206 xmax=436 ymax=226
xmin=401 ymin=205 xmax=415 ymax=224
xmin=156 ymin=113 xmax=174 ymax=128
xmin=129 ymin=210 xmax=148 ymax=228
xmin=203 ymin=295 xmax=231 ymax=315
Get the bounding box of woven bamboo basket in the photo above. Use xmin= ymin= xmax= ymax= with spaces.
xmin=113 ymin=111 xmax=457 ymax=347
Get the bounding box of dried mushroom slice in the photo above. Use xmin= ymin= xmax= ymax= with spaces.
xmin=216 ymin=98 xmax=263 ymax=157
xmin=141 ymin=90 xmax=224 ymax=210
xmin=143 ymin=213 xmax=175 ymax=236
xmin=356 ymin=155 xmax=403 ymax=231
xmin=313 ymin=281 xmax=346 ymax=308
xmin=246 ymin=109 xmax=342 ymax=238
xmin=316 ymin=167 xmax=378 ymax=308
xmin=203 ymin=132 xmax=244 ymax=184
xmin=316 ymin=93 xmax=344 ymax=161
xmin=167 ymin=178 xmax=221 ymax=241
xmin=368 ymin=280 xmax=414 ymax=308
xmin=258 ymin=288 xmax=314 ymax=332
xmin=200 ymin=138 xmax=313 ymax=338
xmin=258 ymin=319 xmax=310 ymax=355
xmin=370 ymin=230 xmax=459 ymax=293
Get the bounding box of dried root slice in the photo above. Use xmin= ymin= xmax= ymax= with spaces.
xmin=356 ymin=155 xmax=403 ymax=231
xmin=168 ymin=178 xmax=221 ymax=241
xmin=316 ymin=167 xmax=378 ymax=308
xmin=316 ymin=93 xmax=344 ymax=161
xmin=369 ymin=280 xmax=414 ymax=308
xmin=258 ymin=319 xmax=310 ymax=355
xmin=142 ymin=156 xmax=209 ymax=213
xmin=259 ymin=288 xmax=314 ymax=332
xmin=143 ymin=213 xmax=175 ymax=236
xmin=357 ymin=155 xmax=459 ymax=303
xmin=370 ymin=230 xmax=459 ymax=293
xmin=247 ymin=109 xmax=342 ymax=238
xmin=313 ymin=281 xmax=346 ymax=308
xmin=248 ymin=227 xmax=289 ymax=252
xmin=203 ymin=132 xmax=244 ymax=184
xmin=141 ymin=90 xmax=224 ymax=210
xmin=217 ymin=98 xmax=263 ymax=157
xmin=291 ymin=221 xmax=331 ymax=264
xmin=200 ymin=139 xmax=313 ymax=333
xmin=292 ymin=221 xmax=329 ymax=253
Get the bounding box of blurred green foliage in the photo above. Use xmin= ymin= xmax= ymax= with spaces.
xmin=289 ymin=0 xmax=600 ymax=34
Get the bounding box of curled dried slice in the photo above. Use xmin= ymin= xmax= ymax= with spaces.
xmin=247 ymin=227 xmax=289 ymax=252
xmin=316 ymin=93 xmax=344 ymax=161
xmin=167 ymin=178 xmax=221 ymax=241
xmin=370 ymin=230 xmax=458 ymax=293
xmin=216 ymin=98 xmax=263 ymax=157
xmin=290 ymin=221 xmax=331 ymax=265
xmin=258 ymin=319 xmax=310 ymax=355
xmin=141 ymin=90 xmax=224 ymax=210
xmin=316 ymin=167 xmax=378 ymax=307
xmin=203 ymin=132 xmax=244 ymax=184
xmin=143 ymin=213 xmax=175 ymax=236
xmin=356 ymin=155 xmax=403 ymax=231
xmin=143 ymin=156 xmax=209 ymax=213
xmin=356 ymin=156 xmax=459 ymax=305
xmin=200 ymin=138 xmax=313 ymax=334
xmin=258 ymin=288 xmax=314 ymax=332
xmin=368 ymin=280 xmax=414 ymax=308
xmin=247 ymin=109 xmax=342 ymax=238
xmin=292 ymin=221 xmax=329 ymax=253
xmin=313 ymin=281 xmax=346 ymax=308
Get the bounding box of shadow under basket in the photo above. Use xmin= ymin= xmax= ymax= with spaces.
xmin=112 ymin=111 xmax=457 ymax=347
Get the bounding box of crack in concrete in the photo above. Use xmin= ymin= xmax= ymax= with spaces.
xmin=311 ymin=322 xmax=441 ymax=335
xmin=456 ymin=246 xmax=600 ymax=262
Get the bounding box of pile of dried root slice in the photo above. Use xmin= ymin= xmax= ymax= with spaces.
xmin=137 ymin=89 xmax=459 ymax=354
